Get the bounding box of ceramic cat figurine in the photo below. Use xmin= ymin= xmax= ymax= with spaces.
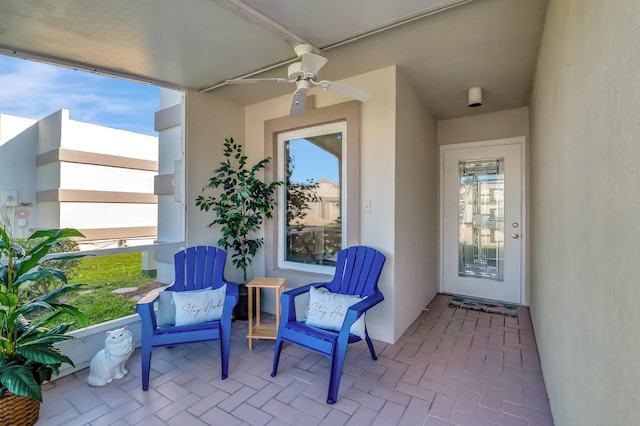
xmin=87 ymin=326 xmax=134 ymax=386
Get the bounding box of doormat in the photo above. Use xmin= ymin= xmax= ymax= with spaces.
xmin=448 ymin=296 xmax=518 ymax=317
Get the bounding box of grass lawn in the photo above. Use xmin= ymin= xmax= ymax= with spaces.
xmin=71 ymin=251 xmax=151 ymax=290
xmin=61 ymin=252 xmax=162 ymax=330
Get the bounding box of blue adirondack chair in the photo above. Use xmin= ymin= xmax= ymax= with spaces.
xmin=136 ymin=246 xmax=239 ymax=391
xmin=271 ymin=246 xmax=386 ymax=404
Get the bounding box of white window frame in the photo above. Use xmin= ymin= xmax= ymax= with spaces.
xmin=276 ymin=121 xmax=347 ymax=274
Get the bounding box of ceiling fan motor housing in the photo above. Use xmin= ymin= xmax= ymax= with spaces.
xmin=288 ymin=62 xmax=308 ymax=81
xmin=293 ymin=44 xmax=314 ymax=57
xmin=296 ymin=80 xmax=310 ymax=91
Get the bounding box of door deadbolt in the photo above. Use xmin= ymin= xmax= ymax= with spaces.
xmin=512 ymin=222 xmax=519 ymax=228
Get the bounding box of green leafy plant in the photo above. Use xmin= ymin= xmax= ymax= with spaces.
xmin=285 ymin=155 xmax=320 ymax=225
xmin=0 ymin=224 xmax=87 ymax=402
xmin=196 ymin=137 xmax=283 ymax=290
xmin=14 ymin=236 xmax=81 ymax=301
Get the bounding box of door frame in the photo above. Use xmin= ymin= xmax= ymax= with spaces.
xmin=439 ymin=136 xmax=527 ymax=305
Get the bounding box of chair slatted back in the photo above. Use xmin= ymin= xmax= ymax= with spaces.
xmin=171 ymin=246 xmax=227 ymax=292
xmin=326 ymin=246 xmax=385 ymax=297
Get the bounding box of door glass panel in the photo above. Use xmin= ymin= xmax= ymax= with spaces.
xmin=458 ymin=158 xmax=504 ymax=281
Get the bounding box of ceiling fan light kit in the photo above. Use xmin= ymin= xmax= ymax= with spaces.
xmin=227 ymin=44 xmax=374 ymax=117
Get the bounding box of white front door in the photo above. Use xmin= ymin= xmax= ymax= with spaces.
xmin=441 ymin=138 xmax=525 ymax=304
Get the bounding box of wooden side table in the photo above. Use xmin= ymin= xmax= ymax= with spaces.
xmin=246 ymin=277 xmax=286 ymax=350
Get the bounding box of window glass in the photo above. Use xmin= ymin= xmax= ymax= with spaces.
xmin=277 ymin=122 xmax=346 ymax=273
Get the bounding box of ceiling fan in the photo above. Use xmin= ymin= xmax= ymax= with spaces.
xmin=226 ymin=44 xmax=374 ymax=117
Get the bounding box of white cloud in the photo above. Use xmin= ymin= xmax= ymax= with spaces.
xmin=0 ymin=56 xmax=159 ymax=135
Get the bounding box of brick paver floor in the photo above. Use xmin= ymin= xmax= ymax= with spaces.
xmin=36 ymin=294 xmax=553 ymax=425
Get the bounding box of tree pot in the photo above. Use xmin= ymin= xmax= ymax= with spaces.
xmin=0 ymin=392 xmax=40 ymax=426
xmin=233 ymin=292 xmax=252 ymax=321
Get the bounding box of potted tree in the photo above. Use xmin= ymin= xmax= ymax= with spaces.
xmin=0 ymin=223 xmax=87 ymax=425
xmin=196 ymin=137 xmax=282 ymax=320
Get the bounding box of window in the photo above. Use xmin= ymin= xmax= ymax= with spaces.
xmin=264 ymin=100 xmax=360 ymax=279
xmin=277 ymin=122 xmax=346 ymax=274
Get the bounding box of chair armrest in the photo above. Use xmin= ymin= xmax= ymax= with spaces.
xmin=341 ymin=292 xmax=384 ymax=335
xmin=223 ymin=281 xmax=239 ymax=313
xmin=136 ymin=286 xmax=170 ymax=331
xmin=137 ymin=286 xmax=167 ymax=305
xmin=224 ymin=280 xmax=239 ymax=299
xmin=280 ymin=282 xmax=328 ymax=323
xmin=221 ymin=281 xmax=239 ymax=324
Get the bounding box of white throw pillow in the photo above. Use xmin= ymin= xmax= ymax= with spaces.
xmin=156 ymin=291 xmax=176 ymax=327
xmin=172 ymin=286 xmax=227 ymax=326
xmin=304 ymin=286 xmax=367 ymax=340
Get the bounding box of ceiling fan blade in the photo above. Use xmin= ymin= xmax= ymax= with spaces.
xmin=289 ymin=87 xmax=308 ymax=117
xmin=226 ymin=78 xmax=291 ymax=85
xmin=299 ymin=52 xmax=328 ymax=75
xmin=316 ymin=80 xmax=374 ymax=102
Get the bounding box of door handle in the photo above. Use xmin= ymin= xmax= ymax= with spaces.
xmin=512 ymin=234 xmax=520 ymax=239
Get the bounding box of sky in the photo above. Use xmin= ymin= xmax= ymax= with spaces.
xmin=0 ymin=55 xmax=160 ymax=136
xmin=289 ymin=138 xmax=339 ymax=184
xmin=0 ymin=55 xmax=340 ymax=182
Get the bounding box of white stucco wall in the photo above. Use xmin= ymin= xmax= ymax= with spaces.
xmin=59 ymin=163 xmax=155 ymax=192
xmin=36 ymin=163 xmax=62 ymax=191
xmin=59 ymin=203 xmax=157 ymax=229
xmin=394 ymin=72 xmax=439 ymax=339
xmin=155 ymin=89 xmax=185 ymax=282
xmin=37 ymin=202 xmax=60 ymax=230
xmin=529 ymin=0 xmax=640 ymax=424
xmin=348 ymin=67 xmax=397 ymax=343
xmin=1 ymin=108 xmax=158 ymax=238
xmin=63 ymin=120 xmax=158 ymax=160
xmin=36 ymin=109 xmax=65 ymax=154
xmin=0 ymin=120 xmax=38 ymax=238
xmin=183 ymin=89 xmax=246 ymax=285
xmin=40 ymin=110 xmax=157 ymax=236
xmin=0 ymin=113 xmax=36 ymax=145
xmin=437 ymin=107 xmax=529 ymax=146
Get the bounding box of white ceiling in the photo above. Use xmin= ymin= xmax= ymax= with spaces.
xmin=0 ymin=0 xmax=549 ymax=120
